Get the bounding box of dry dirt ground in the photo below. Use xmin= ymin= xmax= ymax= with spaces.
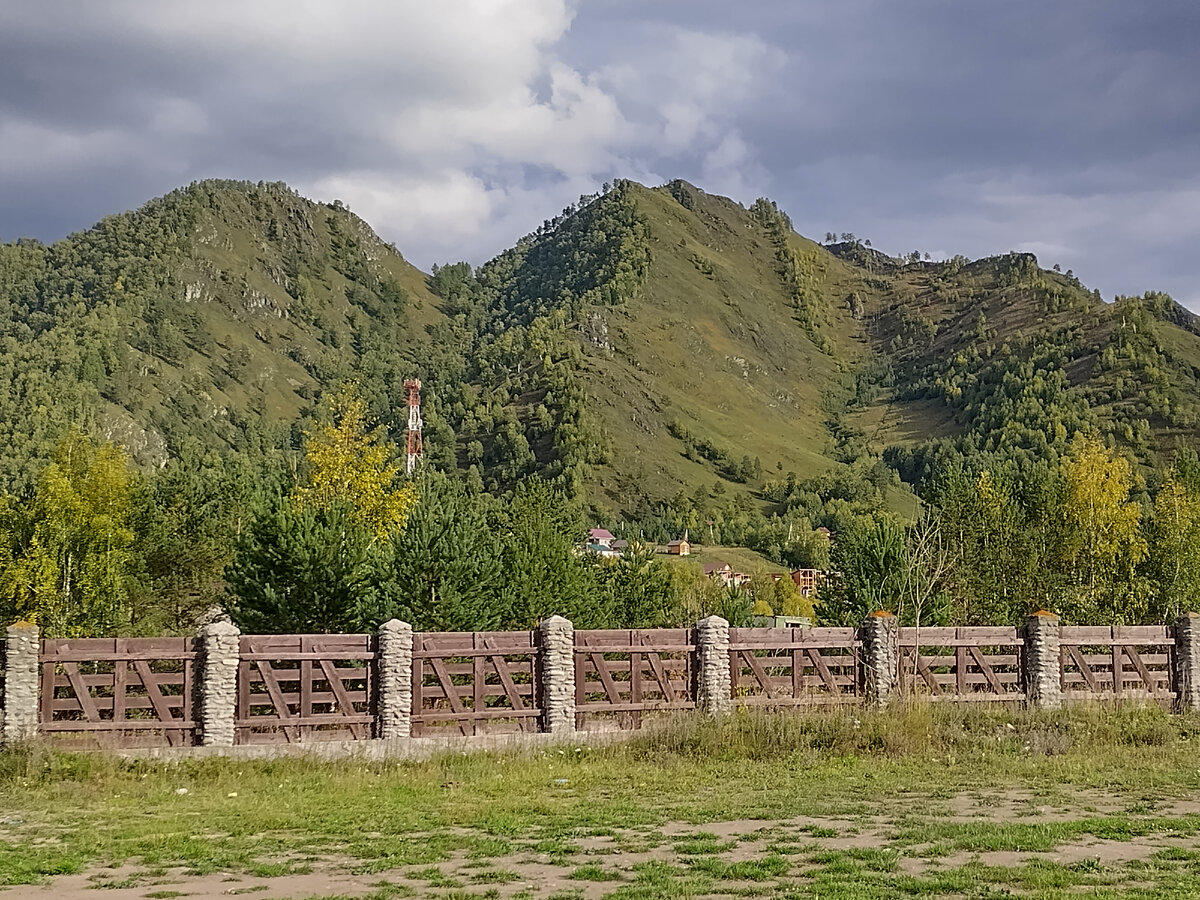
xmin=17 ymin=789 xmax=1200 ymax=900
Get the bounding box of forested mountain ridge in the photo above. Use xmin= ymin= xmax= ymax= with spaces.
xmin=848 ymin=244 xmax=1200 ymax=487
xmin=3 ymin=177 xmax=1200 ymax=518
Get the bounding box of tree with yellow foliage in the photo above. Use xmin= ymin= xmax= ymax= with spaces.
xmin=774 ymin=574 xmax=814 ymax=619
xmin=227 ymin=385 xmax=416 ymax=633
xmin=293 ymin=386 xmax=416 ymax=541
xmin=1059 ymin=434 xmax=1148 ymax=622
xmin=0 ymin=430 xmax=136 ymax=635
xmin=1146 ymin=468 xmax=1200 ymax=620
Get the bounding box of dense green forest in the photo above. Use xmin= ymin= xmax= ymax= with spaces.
xmin=2 ymin=178 xmax=1200 ymax=636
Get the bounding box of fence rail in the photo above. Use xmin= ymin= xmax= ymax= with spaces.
xmin=236 ymin=634 xmax=376 ymax=744
xmin=575 ymin=629 xmax=695 ymax=728
xmin=1059 ymin=625 xmax=1175 ymax=701
xmin=412 ymin=631 xmax=540 ymax=736
xmin=899 ymin=627 xmax=1024 ymax=701
xmin=729 ymin=627 xmax=860 ymax=705
xmin=3 ymin=611 xmax=1199 ymax=751
xmin=39 ymin=637 xmax=196 ymax=748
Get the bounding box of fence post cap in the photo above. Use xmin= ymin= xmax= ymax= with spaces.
xmin=202 ymin=619 xmax=240 ymax=636
xmin=540 ymin=614 xmax=573 ymax=628
xmin=5 ymin=620 xmax=38 ymax=632
xmin=696 ymin=614 xmax=729 ymax=628
xmin=379 ymin=618 xmax=412 ymax=633
xmin=868 ymin=609 xmax=895 ymax=618
xmin=1028 ymin=610 xmax=1058 ymax=619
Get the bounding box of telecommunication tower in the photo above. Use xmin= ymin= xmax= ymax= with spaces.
xmin=404 ymin=378 xmax=423 ymax=475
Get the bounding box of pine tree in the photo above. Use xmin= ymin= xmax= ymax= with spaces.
xmin=595 ymin=541 xmax=675 ymax=627
xmin=226 ymin=498 xmax=380 ymax=634
xmin=381 ymin=474 xmax=502 ymax=631
xmin=498 ymin=480 xmax=595 ymax=627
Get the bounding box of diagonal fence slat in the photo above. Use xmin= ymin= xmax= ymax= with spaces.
xmin=1059 ymin=625 xmax=1175 ymax=702
xmin=898 ymin=627 xmax=1024 ymax=702
xmin=574 ymin=629 xmax=695 ymax=730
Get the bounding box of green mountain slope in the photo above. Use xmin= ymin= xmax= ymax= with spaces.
xmin=575 ymin=181 xmax=868 ymax=508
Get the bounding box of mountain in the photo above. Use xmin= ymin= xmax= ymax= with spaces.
xmin=0 ymin=180 xmax=445 ymax=488
xmin=2 ymin=178 xmax=1199 ymax=519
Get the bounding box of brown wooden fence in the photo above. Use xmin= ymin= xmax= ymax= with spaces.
xmin=729 ymin=626 xmax=860 ymax=705
xmin=13 ymin=616 xmax=1197 ymax=749
xmin=412 ymin=631 xmax=540 ymax=736
xmin=574 ymin=628 xmax=695 ymax=728
xmin=1059 ymin=625 xmax=1175 ymax=702
xmin=39 ymin=638 xmax=197 ymax=747
xmin=236 ymin=634 xmax=376 ymax=744
xmin=899 ymin=627 xmax=1025 ymax=701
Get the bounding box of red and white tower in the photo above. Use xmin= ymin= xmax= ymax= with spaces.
xmin=404 ymin=378 xmax=423 ymax=475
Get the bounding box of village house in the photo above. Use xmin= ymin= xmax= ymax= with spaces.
xmin=588 ymin=528 xmax=615 ymax=548
xmin=791 ymin=568 xmax=828 ymax=598
xmin=702 ymin=562 xmax=751 ymax=587
xmin=665 ymin=538 xmax=691 ymax=556
xmin=580 ymin=528 xmax=622 ymax=558
xmin=702 ymin=562 xmax=733 ymax=585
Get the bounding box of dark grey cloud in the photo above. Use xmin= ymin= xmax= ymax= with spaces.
xmin=1 ymin=1 xmax=1198 ymax=308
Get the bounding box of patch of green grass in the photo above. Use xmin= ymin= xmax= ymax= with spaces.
xmin=407 ymin=866 xmax=462 ymax=887
xmin=671 ymin=831 xmax=737 ymax=855
xmin=245 ymin=860 xmax=312 ymax=878
xmin=809 ymin=847 xmax=900 ymax=874
xmin=688 ymin=854 xmax=790 ymax=881
xmin=0 ymin=843 xmax=84 ymax=885
xmin=569 ymin=863 xmax=623 ymax=882
xmin=468 ymin=868 xmax=521 ymax=884
xmin=891 ymin=814 xmax=1200 ymax=855
xmin=528 ymin=837 xmax=580 ymax=858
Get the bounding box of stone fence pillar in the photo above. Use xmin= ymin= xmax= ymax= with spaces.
xmin=1174 ymin=612 xmax=1200 ymax=712
xmin=1023 ymin=611 xmax=1061 ymax=710
xmin=378 ymin=619 xmax=414 ymax=739
xmin=695 ymin=615 xmax=732 ymax=716
xmin=199 ymin=620 xmax=239 ymax=746
xmin=2 ymin=623 xmax=40 ymax=744
xmin=539 ymin=615 xmax=575 ymax=734
xmin=862 ymin=611 xmax=899 ymax=705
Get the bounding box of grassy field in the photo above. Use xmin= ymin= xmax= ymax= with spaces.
xmin=658 ymin=544 xmax=787 ymax=575
xmin=5 ymin=705 xmax=1200 ymax=899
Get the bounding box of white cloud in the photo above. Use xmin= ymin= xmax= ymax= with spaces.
xmin=306 ymin=170 xmax=495 ymax=245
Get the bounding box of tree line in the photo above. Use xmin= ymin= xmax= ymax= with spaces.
xmin=819 ymin=435 xmax=1200 ymax=627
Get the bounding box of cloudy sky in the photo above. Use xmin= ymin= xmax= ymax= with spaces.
xmin=3 ymin=1 xmax=1198 ymax=307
